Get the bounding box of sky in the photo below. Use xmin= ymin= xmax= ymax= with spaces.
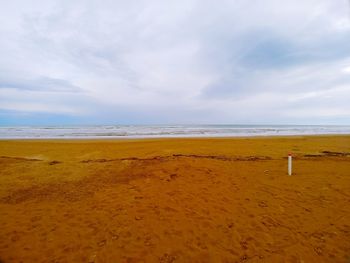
xmin=1 ymin=0 xmax=350 ymax=125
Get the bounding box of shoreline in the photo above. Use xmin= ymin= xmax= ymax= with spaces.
xmin=0 ymin=133 xmax=350 ymax=142
xmin=0 ymin=134 xmax=350 ymax=143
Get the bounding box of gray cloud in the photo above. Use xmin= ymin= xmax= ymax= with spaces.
xmin=0 ymin=75 xmax=81 ymax=92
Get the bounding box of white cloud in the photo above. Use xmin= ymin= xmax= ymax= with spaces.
xmin=0 ymin=0 xmax=350 ymax=124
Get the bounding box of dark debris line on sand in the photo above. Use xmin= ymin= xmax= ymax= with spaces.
xmin=302 ymin=151 xmax=350 ymax=158
xmin=80 ymin=154 xmax=273 ymax=163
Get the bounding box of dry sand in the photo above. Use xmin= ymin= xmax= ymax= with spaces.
xmin=0 ymin=136 xmax=349 ymax=262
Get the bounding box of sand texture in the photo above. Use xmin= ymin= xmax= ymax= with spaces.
xmin=0 ymin=136 xmax=349 ymax=262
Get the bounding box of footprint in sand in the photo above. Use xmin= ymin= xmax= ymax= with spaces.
xmin=258 ymin=200 xmax=268 ymax=208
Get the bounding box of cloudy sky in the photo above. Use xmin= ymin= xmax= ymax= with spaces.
xmin=1 ymin=0 xmax=350 ymax=125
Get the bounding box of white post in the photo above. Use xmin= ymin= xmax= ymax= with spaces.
xmin=288 ymin=153 xmax=292 ymax=176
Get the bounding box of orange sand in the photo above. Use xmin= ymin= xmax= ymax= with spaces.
xmin=0 ymin=136 xmax=349 ymax=262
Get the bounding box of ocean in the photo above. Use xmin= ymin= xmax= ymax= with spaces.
xmin=0 ymin=125 xmax=350 ymax=139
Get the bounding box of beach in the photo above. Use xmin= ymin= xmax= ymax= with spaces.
xmin=0 ymin=136 xmax=349 ymax=262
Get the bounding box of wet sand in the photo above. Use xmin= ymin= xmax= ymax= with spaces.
xmin=0 ymin=136 xmax=349 ymax=262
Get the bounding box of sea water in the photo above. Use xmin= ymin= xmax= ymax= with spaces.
xmin=0 ymin=125 xmax=350 ymax=139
